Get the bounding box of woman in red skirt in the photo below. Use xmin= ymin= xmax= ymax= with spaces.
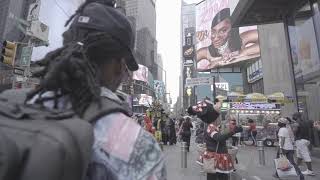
xmin=189 ymin=99 xmax=243 ymax=180
xmin=205 ymin=122 xmax=242 ymax=180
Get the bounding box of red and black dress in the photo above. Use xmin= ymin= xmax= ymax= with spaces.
xmin=204 ymin=123 xmax=235 ymax=174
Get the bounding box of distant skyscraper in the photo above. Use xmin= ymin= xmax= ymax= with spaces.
xmin=123 ymin=0 xmax=158 ymax=79
xmin=180 ymin=1 xmax=196 ymax=109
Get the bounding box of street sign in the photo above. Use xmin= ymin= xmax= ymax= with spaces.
xmin=185 ymin=77 xmax=213 ymax=87
xmin=27 ymin=21 xmax=49 ymax=42
xmin=13 ymin=67 xmax=24 ymax=76
xmin=27 ymin=1 xmax=41 ymax=21
xmin=215 ymin=82 xmax=230 ymax=91
xmin=20 ymin=46 xmax=33 ymax=66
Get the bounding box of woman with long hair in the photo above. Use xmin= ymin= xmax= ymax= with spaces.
xmin=180 ymin=116 xmax=194 ymax=151
xmin=197 ymin=8 xmax=260 ymax=69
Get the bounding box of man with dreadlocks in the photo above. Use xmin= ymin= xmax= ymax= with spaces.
xmin=26 ymin=1 xmax=166 ymax=179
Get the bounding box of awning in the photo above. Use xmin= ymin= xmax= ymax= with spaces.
xmin=232 ymin=0 xmax=310 ymax=27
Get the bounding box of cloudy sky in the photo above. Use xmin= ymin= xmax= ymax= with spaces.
xmin=156 ymin=0 xmax=202 ymax=104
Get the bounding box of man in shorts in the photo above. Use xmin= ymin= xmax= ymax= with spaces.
xmin=293 ymin=113 xmax=316 ymax=176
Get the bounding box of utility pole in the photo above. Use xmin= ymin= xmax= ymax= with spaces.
xmin=9 ymin=0 xmax=49 ymax=88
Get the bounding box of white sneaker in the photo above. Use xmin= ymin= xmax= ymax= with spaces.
xmin=302 ymin=170 xmax=316 ymax=176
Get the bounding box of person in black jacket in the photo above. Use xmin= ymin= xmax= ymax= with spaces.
xmin=180 ymin=116 xmax=194 ymax=151
xmin=167 ymin=117 xmax=177 ymax=145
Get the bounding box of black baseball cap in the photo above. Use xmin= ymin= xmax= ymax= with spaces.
xmin=71 ymin=2 xmax=138 ymax=71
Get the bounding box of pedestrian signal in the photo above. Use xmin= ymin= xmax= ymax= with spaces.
xmin=1 ymin=41 xmax=17 ymax=66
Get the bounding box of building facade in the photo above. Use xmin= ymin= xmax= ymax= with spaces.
xmin=117 ymin=0 xmax=163 ymax=114
xmin=180 ymin=1 xmax=197 ymax=111
xmin=233 ymin=0 xmax=320 ymax=146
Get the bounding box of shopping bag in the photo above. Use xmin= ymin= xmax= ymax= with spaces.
xmin=274 ymin=156 xmax=297 ymax=178
xmin=203 ymin=156 xmax=216 ymax=173
xmin=277 ymin=156 xmax=290 ymax=171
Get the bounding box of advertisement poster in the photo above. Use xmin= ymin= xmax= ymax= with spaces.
xmin=289 ymin=18 xmax=320 ymax=79
xmin=133 ymin=94 xmax=153 ymax=107
xmin=196 ymin=0 xmax=261 ymax=71
xmin=133 ymin=64 xmax=149 ymax=83
xmin=154 ymin=80 xmax=165 ymax=100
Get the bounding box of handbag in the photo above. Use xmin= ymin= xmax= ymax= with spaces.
xmin=274 ymin=155 xmax=297 ymax=178
xmin=203 ymin=142 xmax=219 ymax=174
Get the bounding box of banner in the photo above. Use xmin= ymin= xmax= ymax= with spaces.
xmin=154 ymin=80 xmax=165 ymax=100
xmin=133 ymin=94 xmax=153 ymax=107
xmin=196 ymin=0 xmax=261 ymax=71
xmin=133 ymin=64 xmax=149 ymax=83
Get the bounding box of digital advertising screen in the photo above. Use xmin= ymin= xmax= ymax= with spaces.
xmin=132 ymin=64 xmax=149 ymax=83
xmin=196 ymin=0 xmax=261 ymax=71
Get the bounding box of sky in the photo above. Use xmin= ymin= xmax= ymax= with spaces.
xmin=156 ymin=0 xmax=202 ymax=105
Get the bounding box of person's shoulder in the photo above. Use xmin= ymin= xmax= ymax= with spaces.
xmin=278 ymin=127 xmax=288 ymax=134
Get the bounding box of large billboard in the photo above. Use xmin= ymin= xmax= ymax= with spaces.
xmin=133 ymin=94 xmax=153 ymax=107
xmin=196 ymin=0 xmax=261 ymax=71
xmin=132 ymin=64 xmax=149 ymax=83
xmin=154 ymin=80 xmax=165 ymax=100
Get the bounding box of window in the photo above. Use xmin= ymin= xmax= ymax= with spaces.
xmin=288 ymin=0 xmax=320 ymax=124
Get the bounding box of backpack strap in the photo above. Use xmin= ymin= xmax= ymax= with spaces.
xmin=82 ymin=96 xmax=132 ymax=123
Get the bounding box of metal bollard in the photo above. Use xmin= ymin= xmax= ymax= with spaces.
xmin=257 ymin=140 xmax=265 ymax=165
xmin=181 ymin=142 xmax=188 ymax=168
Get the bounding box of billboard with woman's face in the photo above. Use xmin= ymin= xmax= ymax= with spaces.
xmin=133 ymin=64 xmax=149 ymax=83
xmin=196 ymin=0 xmax=261 ymax=71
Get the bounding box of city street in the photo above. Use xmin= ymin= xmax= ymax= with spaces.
xmin=164 ymin=138 xmax=320 ymax=180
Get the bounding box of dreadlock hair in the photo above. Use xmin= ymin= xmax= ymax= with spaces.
xmin=65 ymin=0 xmax=116 ymax=27
xmin=27 ymin=25 xmax=130 ymax=117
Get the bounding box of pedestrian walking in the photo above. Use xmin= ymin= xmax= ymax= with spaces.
xmin=23 ymin=1 xmax=166 ymax=179
xmin=229 ymin=118 xmax=239 ymax=164
xmin=247 ymin=118 xmax=257 ymax=146
xmin=144 ymin=115 xmax=154 ymax=134
xmin=293 ymin=113 xmax=316 ymax=176
xmin=166 ymin=117 xmax=177 ymax=145
xmin=274 ymin=118 xmax=304 ymax=180
xmin=180 ymin=116 xmax=193 ymax=152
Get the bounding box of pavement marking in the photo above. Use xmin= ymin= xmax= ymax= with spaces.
xmin=252 ymin=176 xmax=262 ymax=180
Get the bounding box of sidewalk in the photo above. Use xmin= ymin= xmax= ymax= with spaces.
xmin=164 ymin=140 xmax=320 ymax=180
xmin=233 ymin=145 xmax=320 ymax=180
xmin=164 ymin=141 xmax=206 ymax=180
xmin=164 ymin=139 xmax=241 ymax=180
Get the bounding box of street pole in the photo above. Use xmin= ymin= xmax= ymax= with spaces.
xmin=212 ymin=76 xmax=216 ymax=101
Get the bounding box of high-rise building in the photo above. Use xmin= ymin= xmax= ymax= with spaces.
xmin=156 ymin=54 xmax=163 ymax=82
xmin=116 ymin=0 xmax=160 ymax=113
xmin=180 ymin=1 xmax=197 ymax=110
xmin=122 ymin=0 xmax=158 ymax=79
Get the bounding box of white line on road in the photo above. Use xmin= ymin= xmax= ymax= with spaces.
xmin=252 ymin=176 xmax=262 ymax=180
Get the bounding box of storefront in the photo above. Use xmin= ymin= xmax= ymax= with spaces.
xmin=232 ymin=0 xmax=320 ymax=146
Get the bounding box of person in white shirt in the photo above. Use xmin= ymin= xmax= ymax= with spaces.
xmin=275 ymin=118 xmax=304 ymax=180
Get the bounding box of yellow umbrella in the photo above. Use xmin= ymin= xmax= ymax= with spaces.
xmin=227 ymin=92 xmax=245 ymax=102
xmin=244 ymin=93 xmax=267 ymax=102
xmin=227 ymin=92 xmax=245 ymax=97
xmin=267 ymin=92 xmax=293 ymax=104
xmin=216 ymin=95 xmax=227 ymax=101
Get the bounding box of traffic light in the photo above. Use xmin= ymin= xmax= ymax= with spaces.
xmin=1 ymin=41 xmax=17 ymax=66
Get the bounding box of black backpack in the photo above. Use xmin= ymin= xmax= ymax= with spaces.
xmin=0 ymin=89 xmax=131 ymax=180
